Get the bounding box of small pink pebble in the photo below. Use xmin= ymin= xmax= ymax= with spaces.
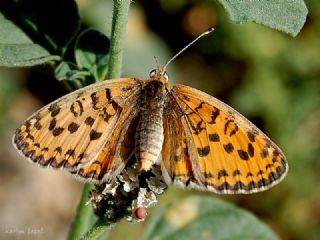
xmin=135 ymin=207 xmax=147 ymax=220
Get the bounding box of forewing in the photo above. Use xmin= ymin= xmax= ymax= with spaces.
xmin=13 ymin=78 xmax=142 ymax=182
xmin=166 ymin=84 xmax=288 ymax=194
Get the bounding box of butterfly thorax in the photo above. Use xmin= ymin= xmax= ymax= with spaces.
xmin=135 ymin=79 xmax=167 ymax=171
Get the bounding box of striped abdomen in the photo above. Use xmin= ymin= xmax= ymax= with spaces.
xmin=135 ymin=80 xmax=166 ymax=171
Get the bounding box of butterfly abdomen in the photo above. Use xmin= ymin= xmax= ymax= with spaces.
xmin=135 ymin=80 xmax=166 ymax=171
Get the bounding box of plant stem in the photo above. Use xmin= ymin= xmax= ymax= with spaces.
xmin=68 ymin=183 xmax=94 ymax=240
xmin=107 ymin=0 xmax=132 ymax=79
xmin=80 ymin=219 xmax=112 ymax=240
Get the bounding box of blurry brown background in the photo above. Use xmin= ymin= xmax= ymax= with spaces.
xmin=0 ymin=0 xmax=319 ymax=239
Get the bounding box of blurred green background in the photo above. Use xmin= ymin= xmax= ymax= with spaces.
xmin=0 ymin=0 xmax=319 ymax=239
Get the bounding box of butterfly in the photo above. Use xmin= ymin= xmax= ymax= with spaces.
xmin=12 ymin=28 xmax=288 ymax=194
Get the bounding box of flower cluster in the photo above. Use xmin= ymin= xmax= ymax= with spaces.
xmin=89 ymin=158 xmax=167 ymax=222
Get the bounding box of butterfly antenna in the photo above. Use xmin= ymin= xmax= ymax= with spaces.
xmin=154 ymin=56 xmax=161 ymax=71
xmin=163 ymin=27 xmax=215 ymax=71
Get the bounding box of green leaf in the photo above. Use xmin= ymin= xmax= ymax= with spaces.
xmin=143 ymin=196 xmax=279 ymax=240
xmin=0 ymin=0 xmax=80 ymax=61
xmin=75 ymin=29 xmax=110 ymax=81
xmin=55 ymin=61 xmax=79 ymax=81
xmin=55 ymin=61 xmax=92 ymax=90
xmin=217 ymin=0 xmax=308 ymax=36
xmin=0 ymin=12 xmax=60 ymax=66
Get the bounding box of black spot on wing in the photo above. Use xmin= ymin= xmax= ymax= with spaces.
xmin=42 ymin=147 xmax=49 ymax=152
xmin=208 ymin=107 xmax=220 ymax=124
xmin=229 ymin=124 xmax=239 ymax=137
xmin=257 ymin=170 xmax=264 ymax=176
xmin=91 ymin=92 xmax=99 ymax=110
xmin=238 ymin=150 xmax=249 ymax=160
xmin=224 ymin=119 xmax=238 ymax=136
xmin=48 ymin=103 xmax=61 ymax=117
xmin=209 ymin=133 xmax=220 ymax=142
xmin=188 ymin=116 xmax=206 ymax=135
xmin=261 ymin=148 xmax=269 ymax=158
xmin=248 ymin=143 xmax=254 ymax=157
xmin=34 ymin=143 xmax=40 ymax=148
xmin=246 ymin=172 xmax=254 ymax=178
xmin=232 ymin=169 xmax=242 ymax=176
xmin=195 ymin=101 xmax=205 ymax=112
xmin=224 ymin=119 xmax=233 ymax=135
xmin=70 ymin=100 xmax=84 ymax=117
xmin=90 ymin=130 xmax=102 ymax=140
xmin=223 ymin=143 xmax=234 ymax=154
xmin=182 ymin=95 xmax=190 ymax=101
xmin=66 ymin=149 xmax=76 ymax=158
xmin=105 ymin=88 xmax=111 ymax=101
xmin=85 ymin=116 xmax=95 ymax=126
xmin=68 ymin=122 xmax=79 ymax=133
xmin=55 ymin=147 xmax=62 ymax=154
xmin=247 ymin=131 xmax=256 ymax=142
xmin=48 ymin=118 xmax=57 ymax=131
xmin=197 ymin=146 xmax=210 ymax=157
xmin=52 ymin=127 xmax=64 ymax=137
xmin=33 ymin=114 xmax=42 ymax=130
xmin=218 ymin=169 xmax=229 ymax=179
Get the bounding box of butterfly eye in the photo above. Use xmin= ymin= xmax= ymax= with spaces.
xmin=163 ymin=72 xmax=169 ymax=81
xmin=149 ymin=69 xmax=157 ymax=78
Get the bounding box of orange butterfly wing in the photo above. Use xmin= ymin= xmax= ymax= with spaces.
xmin=162 ymin=83 xmax=288 ymax=194
xmin=13 ymin=78 xmax=143 ymax=183
xmin=162 ymin=97 xmax=195 ymax=186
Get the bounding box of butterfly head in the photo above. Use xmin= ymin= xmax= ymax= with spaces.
xmin=149 ymin=68 xmax=169 ymax=83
